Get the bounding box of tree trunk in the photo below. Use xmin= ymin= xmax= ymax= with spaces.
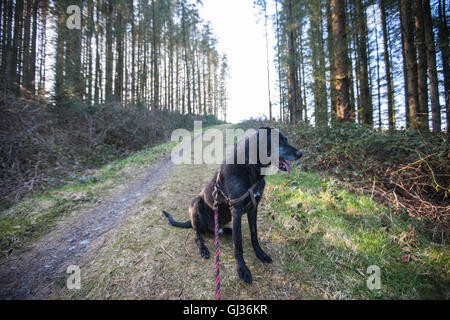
xmin=331 ymin=0 xmax=352 ymax=122
xmin=355 ymin=0 xmax=372 ymax=126
xmin=181 ymin=2 xmax=191 ymax=114
xmin=275 ymin=0 xmax=284 ymax=122
xmin=11 ymin=0 xmax=24 ymax=95
xmin=115 ymin=9 xmax=124 ymax=105
xmin=151 ymin=1 xmax=160 ymax=109
xmin=380 ymin=0 xmax=396 ymax=130
xmin=438 ymin=0 xmax=449 ymax=132
xmin=1 ymin=1 xmax=14 ymax=90
xmin=309 ymin=1 xmax=327 ymax=127
xmin=105 ymin=1 xmax=113 ymax=103
xmin=94 ymin=0 xmax=101 ymax=104
xmin=327 ymin=0 xmax=337 ymax=120
xmin=38 ymin=0 xmax=48 ymax=95
xmin=414 ymin=0 xmax=429 ymax=131
xmin=65 ymin=0 xmax=83 ymax=102
xmin=264 ymin=6 xmax=272 ymax=120
xmin=54 ymin=0 xmax=66 ymax=103
xmin=286 ymin=0 xmax=300 ymax=124
xmin=422 ymin=0 xmax=441 ymax=132
xmin=400 ymin=0 xmax=420 ymax=130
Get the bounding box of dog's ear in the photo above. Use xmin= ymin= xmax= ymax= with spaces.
xmin=257 ymin=127 xmax=273 ymax=159
xmin=258 ymin=126 xmax=272 ymax=131
xmin=257 ymin=126 xmax=271 ymax=138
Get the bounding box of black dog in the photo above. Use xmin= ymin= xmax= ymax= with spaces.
xmin=163 ymin=127 xmax=302 ymax=284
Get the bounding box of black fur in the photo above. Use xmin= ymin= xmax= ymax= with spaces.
xmin=163 ymin=127 xmax=302 ymax=284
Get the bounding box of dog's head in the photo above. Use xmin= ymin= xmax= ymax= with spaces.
xmin=257 ymin=127 xmax=302 ymax=174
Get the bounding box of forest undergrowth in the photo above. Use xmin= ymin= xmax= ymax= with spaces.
xmin=238 ymin=119 xmax=449 ymax=244
xmin=0 ymin=95 xmax=223 ymax=210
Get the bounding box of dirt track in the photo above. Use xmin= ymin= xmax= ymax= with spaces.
xmin=0 ymin=130 xmax=205 ymax=299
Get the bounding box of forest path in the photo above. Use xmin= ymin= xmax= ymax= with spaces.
xmin=45 ymin=124 xmax=307 ymax=300
xmin=3 ymin=124 xmax=443 ymax=300
xmin=0 ymin=127 xmax=215 ymax=299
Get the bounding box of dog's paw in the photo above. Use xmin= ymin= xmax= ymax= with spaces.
xmin=237 ymin=265 xmax=252 ymax=284
xmin=199 ymin=246 xmax=210 ymax=259
xmin=256 ymin=251 xmax=273 ymax=264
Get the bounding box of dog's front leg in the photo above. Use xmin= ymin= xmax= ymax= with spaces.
xmin=232 ymin=208 xmax=252 ymax=284
xmin=247 ymin=208 xmax=273 ymax=263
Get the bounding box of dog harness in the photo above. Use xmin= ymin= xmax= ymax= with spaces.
xmin=211 ymin=169 xmax=259 ymax=300
xmin=213 ymin=169 xmax=259 ymax=210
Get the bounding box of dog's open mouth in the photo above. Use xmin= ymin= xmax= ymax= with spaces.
xmin=279 ymin=157 xmax=291 ymax=174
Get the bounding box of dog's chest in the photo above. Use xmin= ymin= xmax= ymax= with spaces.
xmin=253 ymin=182 xmax=265 ymax=203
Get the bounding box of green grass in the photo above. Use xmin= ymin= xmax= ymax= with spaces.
xmin=0 ymin=123 xmax=223 ymax=254
xmin=0 ymin=140 xmax=176 ymax=252
xmin=263 ymin=167 xmax=449 ymax=299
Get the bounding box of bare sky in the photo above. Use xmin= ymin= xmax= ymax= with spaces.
xmin=199 ymin=0 xmax=278 ymax=123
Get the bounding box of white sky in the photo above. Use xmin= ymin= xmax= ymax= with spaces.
xmin=199 ymin=0 xmax=278 ymax=124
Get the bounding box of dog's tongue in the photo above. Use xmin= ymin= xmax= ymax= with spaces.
xmin=281 ymin=159 xmax=291 ymax=174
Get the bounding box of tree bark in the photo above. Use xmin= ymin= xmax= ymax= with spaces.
xmin=422 ymin=0 xmax=441 ymax=132
xmin=414 ymin=0 xmax=429 ymax=131
xmin=309 ymin=1 xmax=327 ymax=127
xmin=380 ymin=0 xmax=396 ymax=130
xmin=355 ymin=0 xmax=372 ymax=126
xmin=400 ymin=0 xmax=420 ymax=130
xmin=286 ymin=0 xmax=300 ymax=124
xmin=438 ymin=0 xmax=449 ymax=132
xmin=11 ymin=0 xmax=24 ymax=94
xmin=115 ymin=8 xmax=124 ymax=105
xmin=326 ymin=0 xmax=337 ymax=120
xmin=105 ymin=0 xmax=113 ymax=103
xmin=331 ymin=0 xmax=352 ymax=122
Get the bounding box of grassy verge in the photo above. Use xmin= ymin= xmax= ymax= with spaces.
xmin=263 ymin=167 xmax=448 ymax=299
xmin=0 ymin=140 xmax=176 ymax=253
xmin=236 ymin=120 xmax=449 ymax=242
xmin=54 ymin=159 xmax=447 ymax=299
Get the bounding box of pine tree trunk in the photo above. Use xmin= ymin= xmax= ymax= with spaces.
xmin=130 ymin=0 xmax=136 ymax=103
xmin=38 ymin=0 xmax=48 ymax=95
xmin=286 ymin=0 xmax=299 ymax=124
xmin=331 ymin=0 xmax=352 ymax=122
xmin=115 ymin=9 xmax=124 ymax=105
xmin=309 ymin=1 xmax=327 ymax=127
xmin=151 ymin=1 xmax=160 ymax=109
xmin=1 ymin=1 xmax=14 ymax=90
xmin=400 ymin=0 xmax=420 ymax=130
xmin=105 ymin=1 xmax=113 ymax=103
xmin=423 ymin=0 xmax=441 ymax=132
xmin=11 ymin=0 xmax=24 ymax=95
xmin=94 ymin=0 xmax=101 ymax=104
xmin=438 ymin=0 xmax=449 ymax=132
xmin=327 ymin=0 xmax=337 ymax=120
xmin=65 ymin=0 xmax=83 ymax=102
xmin=54 ymin=0 xmax=66 ymax=103
xmin=414 ymin=0 xmax=429 ymax=131
xmin=355 ymin=0 xmax=372 ymax=126
xmin=181 ymin=2 xmax=191 ymax=114
xmin=22 ymin=0 xmax=32 ymax=93
xmin=380 ymin=0 xmax=396 ymax=130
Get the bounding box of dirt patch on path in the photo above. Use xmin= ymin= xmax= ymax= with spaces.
xmin=0 ymin=129 xmax=211 ymax=299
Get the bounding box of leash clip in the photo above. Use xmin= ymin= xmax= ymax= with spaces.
xmin=212 ymin=188 xmax=218 ymax=208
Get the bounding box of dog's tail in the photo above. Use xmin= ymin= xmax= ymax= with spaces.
xmin=162 ymin=211 xmax=192 ymax=229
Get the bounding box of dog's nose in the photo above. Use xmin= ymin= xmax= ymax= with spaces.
xmin=296 ymin=150 xmax=303 ymax=158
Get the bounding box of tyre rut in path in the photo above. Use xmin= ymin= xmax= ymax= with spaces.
xmin=0 ymin=130 xmax=209 ymax=299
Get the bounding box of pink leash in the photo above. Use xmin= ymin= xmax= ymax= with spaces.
xmin=213 ymin=205 xmax=221 ymax=300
